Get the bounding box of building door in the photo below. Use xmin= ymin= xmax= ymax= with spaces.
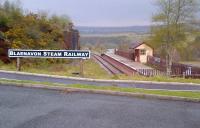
xmin=135 ymin=49 xmax=140 ymax=62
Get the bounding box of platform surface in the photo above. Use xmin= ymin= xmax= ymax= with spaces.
xmin=105 ymin=53 xmax=153 ymax=70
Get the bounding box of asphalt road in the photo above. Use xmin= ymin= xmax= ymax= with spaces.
xmin=0 ymin=85 xmax=200 ymax=128
xmin=0 ymin=71 xmax=200 ymax=90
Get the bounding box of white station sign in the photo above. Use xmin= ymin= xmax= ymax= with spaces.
xmin=8 ymin=49 xmax=90 ymax=59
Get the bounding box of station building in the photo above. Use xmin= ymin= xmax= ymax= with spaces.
xmin=129 ymin=42 xmax=153 ymax=63
xmin=115 ymin=42 xmax=153 ymax=63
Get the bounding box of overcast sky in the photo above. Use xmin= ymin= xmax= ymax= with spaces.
xmin=14 ymin=0 xmax=157 ymax=27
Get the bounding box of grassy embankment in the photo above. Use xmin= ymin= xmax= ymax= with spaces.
xmin=0 ymin=59 xmax=111 ymax=79
xmin=0 ymin=59 xmax=200 ymax=84
xmin=0 ymin=78 xmax=200 ymax=100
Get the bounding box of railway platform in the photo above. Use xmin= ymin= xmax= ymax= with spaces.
xmin=105 ymin=53 xmax=153 ymax=70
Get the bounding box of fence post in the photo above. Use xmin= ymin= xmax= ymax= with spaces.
xmin=183 ymin=72 xmax=186 ymax=79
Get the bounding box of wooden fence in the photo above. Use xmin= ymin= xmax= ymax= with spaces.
xmin=147 ymin=56 xmax=200 ymax=78
xmin=136 ymin=69 xmax=166 ymax=77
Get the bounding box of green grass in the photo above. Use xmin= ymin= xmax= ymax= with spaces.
xmin=0 ymin=59 xmax=200 ymax=84
xmin=0 ymin=78 xmax=200 ymax=100
xmin=68 ymin=84 xmax=200 ymax=99
xmin=0 ymin=59 xmax=111 ymax=79
xmin=117 ymin=75 xmax=200 ymax=84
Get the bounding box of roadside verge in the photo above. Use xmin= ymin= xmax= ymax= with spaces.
xmin=0 ymin=70 xmax=200 ymax=86
xmin=0 ymin=79 xmax=199 ymax=103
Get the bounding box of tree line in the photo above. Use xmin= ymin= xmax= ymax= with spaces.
xmin=149 ymin=0 xmax=200 ymax=61
xmin=147 ymin=0 xmax=200 ymax=76
xmin=0 ymin=0 xmax=70 ymax=63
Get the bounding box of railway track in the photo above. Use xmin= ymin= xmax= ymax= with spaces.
xmin=92 ymin=53 xmax=122 ymax=75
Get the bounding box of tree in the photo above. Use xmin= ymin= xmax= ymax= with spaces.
xmin=0 ymin=0 xmax=71 ymax=64
xmin=151 ymin=0 xmax=199 ymax=76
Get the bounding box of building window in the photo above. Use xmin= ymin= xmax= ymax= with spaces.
xmin=140 ymin=49 xmax=146 ymax=55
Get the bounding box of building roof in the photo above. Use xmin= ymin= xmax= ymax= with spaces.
xmin=129 ymin=41 xmax=144 ymax=49
xmin=129 ymin=41 xmax=152 ymax=49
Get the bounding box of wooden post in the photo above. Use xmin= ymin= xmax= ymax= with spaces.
xmin=80 ymin=59 xmax=84 ymax=77
xmin=17 ymin=58 xmax=21 ymax=71
xmin=183 ymin=72 xmax=186 ymax=79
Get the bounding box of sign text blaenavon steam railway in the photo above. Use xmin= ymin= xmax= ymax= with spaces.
xmin=8 ymin=49 xmax=90 ymax=59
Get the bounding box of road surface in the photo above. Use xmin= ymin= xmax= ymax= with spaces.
xmin=0 ymin=71 xmax=200 ymax=90
xmin=0 ymin=84 xmax=199 ymax=128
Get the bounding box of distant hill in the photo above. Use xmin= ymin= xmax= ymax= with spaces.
xmin=76 ymin=26 xmax=150 ymax=34
xmin=79 ymin=32 xmax=150 ymax=49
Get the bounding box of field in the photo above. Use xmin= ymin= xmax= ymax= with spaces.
xmin=80 ymin=33 xmax=149 ymax=49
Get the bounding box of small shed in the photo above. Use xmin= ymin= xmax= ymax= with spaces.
xmin=129 ymin=42 xmax=153 ymax=63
